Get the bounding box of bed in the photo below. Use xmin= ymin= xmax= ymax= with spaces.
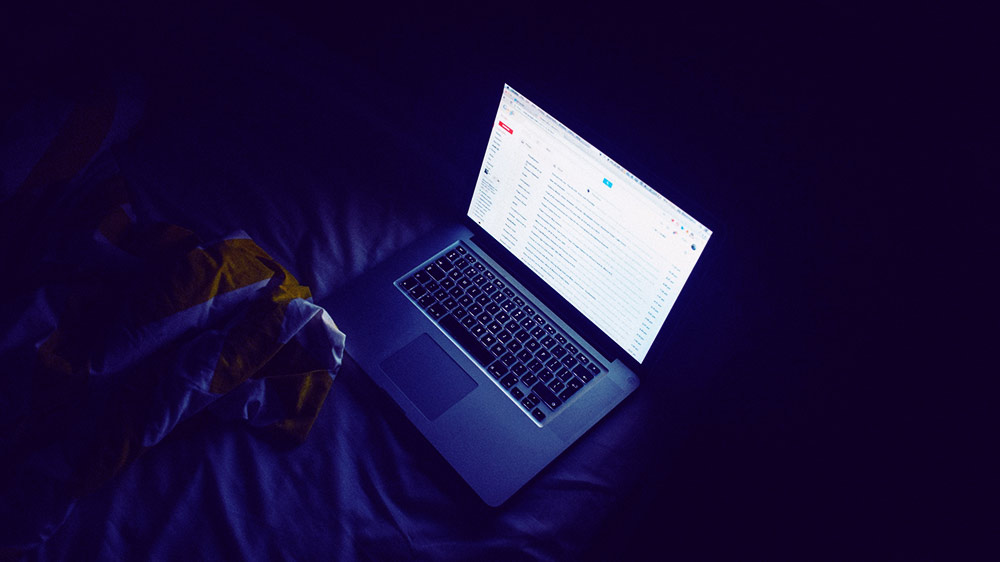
xmin=1 ymin=8 xmax=709 ymax=560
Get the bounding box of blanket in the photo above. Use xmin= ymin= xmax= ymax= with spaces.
xmin=0 ymin=85 xmax=345 ymax=554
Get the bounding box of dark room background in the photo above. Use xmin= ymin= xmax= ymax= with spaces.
xmin=2 ymin=0 xmax=990 ymax=558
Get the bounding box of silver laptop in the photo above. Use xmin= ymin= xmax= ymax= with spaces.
xmin=327 ymin=84 xmax=713 ymax=506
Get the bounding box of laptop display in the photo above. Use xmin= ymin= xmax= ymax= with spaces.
xmin=469 ymin=85 xmax=712 ymax=362
xmin=329 ymin=83 xmax=716 ymax=505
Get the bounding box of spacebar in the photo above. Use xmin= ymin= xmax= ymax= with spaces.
xmin=438 ymin=314 xmax=494 ymax=366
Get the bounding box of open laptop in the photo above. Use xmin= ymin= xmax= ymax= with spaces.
xmin=327 ymin=83 xmax=713 ymax=506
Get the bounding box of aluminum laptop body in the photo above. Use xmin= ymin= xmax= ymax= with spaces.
xmin=326 ymin=84 xmax=713 ymax=506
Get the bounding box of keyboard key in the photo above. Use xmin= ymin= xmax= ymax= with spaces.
xmin=467 ymin=286 xmax=482 ymax=297
xmin=551 ymin=345 xmax=567 ymax=358
xmin=400 ymin=277 xmax=418 ymax=290
xmin=514 ymin=330 xmax=530 ymax=342
xmin=446 ymin=249 xmax=459 ymax=261
xmin=505 ymin=320 xmax=520 ymax=333
xmin=485 ymin=303 xmax=500 ymax=314
xmin=535 ymin=349 xmax=550 ymax=362
xmin=516 ymin=349 xmax=532 ymax=363
xmin=576 ymin=354 xmax=589 ymax=365
xmin=425 ymin=281 xmax=440 ymax=292
xmin=435 ymin=256 xmax=453 ymax=270
xmin=500 ymin=353 xmax=517 ymax=366
xmin=470 ymin=324 xmax=486 ymax=338
xmin=531 ymin=408 xmax=546 ymax=422
xmin=434 ymin=289 xmax=448 ymax=300
xmin=510 ymin=387 xmax=524 ymax=400
xmin=425 ymin=263 xmax=446 ymax=281
xmin=414 ymin=270 xmax=431 ymax=284
xmin=558 ymin=378 xmax=582 ymax=401
xmin=555 ymin=368 xmax=572 ymax=381
xmin=442 ymin=298 xmax=457 ymax=309
xmin=452 ymin=308 xmax=468 ymax=319
xmin=496 ymin=330 xmax=512 ymax=342
xmin=566 ymin=343 xmax=579 ymax=355
xmin=546 ymin=358 xmax=562 ymax=371
xmin=511 ymin=362 xmax=528 ymax=376
xmin=533 ymin=383 xmax=563 ymax=410
xmin=456 ymin=246 xmax=466 ymax=254
xmin=530 ymin=327 xmax=545 ymax=339
xmin=487 ymin=321 xmax=503 ymax=333
xmin=476 ymin=295 xmax=491 ymax=306
xmin=481 ymin=334 xmax=497 ymax=347
xmin=522 ymin=394 xmax=540 ymax=410
xmin=417 ymin=294 xmax=434 ymax=308
xmin=507 ymin=340 xmax=523 ymax=352
xmin=550 ymin=380 xmax=565 ymax=393
xmin=501 ymin=374 xmax=518 ymax=389
xmin=525 ymin=339 xmax=540 ymax=352
xmin=534 ymin=314 xmax=545 ymax=325
xmin=427 ymin=303 xmax=446 ymax=318
xmin=573 ymin=365 xmax=593 ymax=383
xmin=462 ymin=316 xmax=476 ymax=328
xmin=588 ymin=364 xmax=600 ymax=376
xmin=521 ymin=372 xmax=538 ymax=387
xmin=439 ymin=314 xmax=494 ymax=366
xmin=538 ymin=368 xmax=555 ymax=383
xmin=454 ymin=258 xmax=468 ymax=269
xmin=408 ymin=285 xmax=427 ymax=298
xmin=488 ymin=362 xmax=508 ymax=379
xmin=562 ymin=356 xmax=578 ymax=368
xmin=490 ymin=342 xmax=505 ymax=356
xmin=527 ymin=359 xmax=544 ymax=373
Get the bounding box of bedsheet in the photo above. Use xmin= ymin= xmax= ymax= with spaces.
xmin=0 ymin=86 xmax=345 ymax=555
xmin=2 ymin=7 xmax=661 ymax=561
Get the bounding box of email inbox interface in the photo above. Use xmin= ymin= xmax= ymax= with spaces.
xmin=469 ymin=85 xmax=711 ymax=363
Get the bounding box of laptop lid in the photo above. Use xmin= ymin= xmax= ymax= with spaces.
xmin=465 ymin=84 xmax=713 ymax=371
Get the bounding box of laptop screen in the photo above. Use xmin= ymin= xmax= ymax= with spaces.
xmin=468 ymin=84 xmax=712 ymax=363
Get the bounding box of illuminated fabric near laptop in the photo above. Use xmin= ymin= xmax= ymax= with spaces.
xmin=469 ymin=84 xmax=712 ymax=362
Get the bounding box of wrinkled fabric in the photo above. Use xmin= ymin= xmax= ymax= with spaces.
xmin=0 ymin=86 xmax=345 ymax=554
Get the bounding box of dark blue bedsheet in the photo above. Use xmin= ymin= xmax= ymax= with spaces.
xmin=4 ymin=1 xmax=970 ymax=559
xmin=6 ymin=8 xmax=668 ymax=560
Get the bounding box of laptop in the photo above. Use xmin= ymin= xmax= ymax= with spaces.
xmin=326 ymin=83 xmax=713 ymax=506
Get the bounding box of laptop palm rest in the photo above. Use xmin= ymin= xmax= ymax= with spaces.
xmin=380 ymin=333 xmax=478 ymax=421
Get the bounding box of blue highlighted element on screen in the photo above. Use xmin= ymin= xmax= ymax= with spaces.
xmin=603 ymin=178 xmax=613 ymax=188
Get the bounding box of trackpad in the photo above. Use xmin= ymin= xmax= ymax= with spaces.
xmin=380 ymin=333 xmax=478 ymax=421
